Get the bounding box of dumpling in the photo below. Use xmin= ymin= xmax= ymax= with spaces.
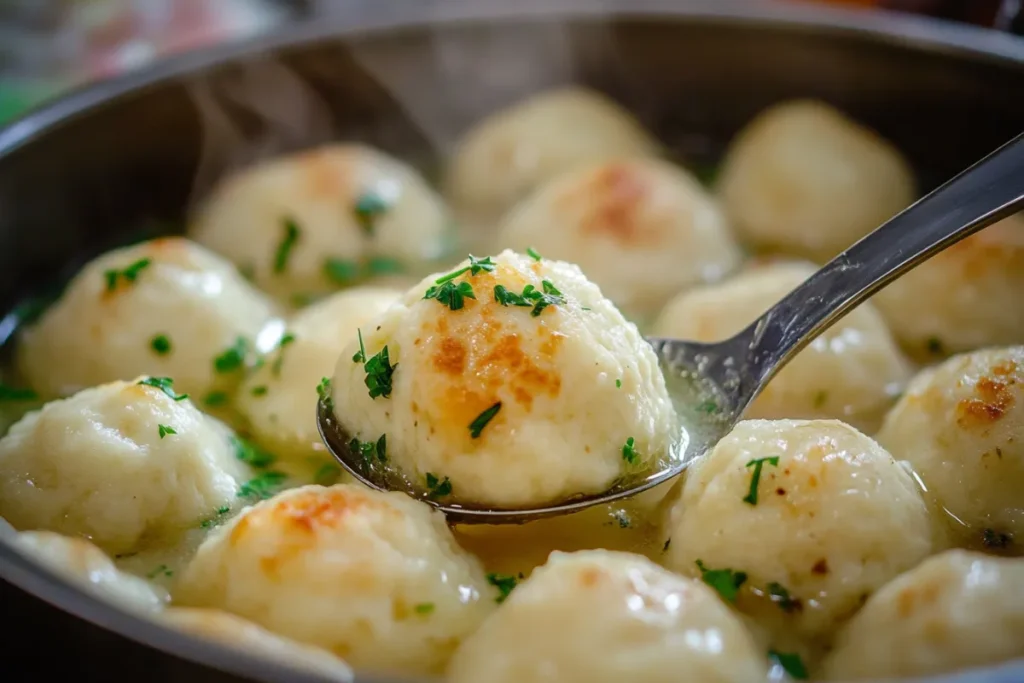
xmin=718 ymin=100 xmax=915 ymax=262
xmin=661 ymin=419 xmax=934 ymax=644
xmin=235 ymin=286 xmax=402 ymax=465
xmin=17 ymin=237 xmax=275 ymax=400
xmin=445 ymin=87 xmax=657 ymax=235
xmin=821 ymin=550 xmax=1024 ymax=680
xmin=447 ymin=550 xmax=768 ymax=683
xmin=15 ymin=530 xmax=168 ymax=613
xmin=497 ymin=158 xmax=741 ymax=320
xmin=175 ymin=484 xmax=495 ymax=677
xmin=652 ymin=261 xmax=911 ymax=431
xmin=872 ymin=214 xmax=1024 ymax=358
xmin=0 ymin=378 xmax=252 ymax=556
xmin=876 ymin=347 xmax=1024 ymax=550
xmin=161 ymin=608 xmax=353 ymax=681
xmin=329 ymin=250 xmax=677 ymax=508
xmin=190 ymin=144 xmax=453 ymax=305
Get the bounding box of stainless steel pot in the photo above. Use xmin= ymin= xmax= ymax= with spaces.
xmin=0 ymin=2 xmax=1022 ymax=681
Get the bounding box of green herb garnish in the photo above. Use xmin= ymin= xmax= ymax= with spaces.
xmin=199 ymin=505 xmax=231 ymax=529
xmin=147 ymin=564 xmax=173 ymax=579
xmin=232 ymin=435 xmax=276 ymax=469
xmin=434 ymin=255 xmax=496 ymax=284
xmin=622 ymin=437 xmax=639 ymax=464
xmin=414 ymin=603 xmax=435 ymax=615
xmin=615 ymin=379 xmax=622 ymax=388
xmin=767 ymin=582 xmax=800 ymax=613
xmin=695 ymin=559 xmax=747 ymax=603
xmin=743 ymin=456 xmax=780 ymax=505
xmin=271 ymin=333 xmax=296 ymax=376
xmin=203 ymin=391 xmax=229 ymax=407
xmin=323 ymin=258 xmax=361 ymax=285
xmin=365 ymin=256 xmax=404 ymax=276
xmin=493 ymin=280 xmax=565 ymax=317
xmin=353 ymin=191 xmax=391 ymax=235
xmin=813 ymin=391 xmax=828 ymax=409
xmin=104 ymin=258 xmax=152 ymax=292
xmin=137 ymin=377 xmax=188 ymax=401
xmin=425 ymin=473 xmax=452 ymax=498
xmin=486 ymin=573 xmax=518 ymax=603
xmin=274 ymin=218 xmax=300 ymax=274
xmin=0 ymin=384 xmax=38 ymax=402
xmin=316 ymin=377 xmax=334 ymax=411
xmin=769 ymin=651 xmax=808 ymax=680
xmin=697 ymin=399 xmax=719 ymax=414
xmin=469 ymin=402 xmax=502 ymax=439
xmin=926 ymin=336 xmax=944 ymax=354
xmin=526 ymin=247 xmax=542 ymax=261
xmin=348 ymin=434 xmax=387 ymax=464
xmin=150 ymin=334 xmax=172 ymax=355
xmin=238 ymin=471 xmax=287 ymax=501
xmin=157 ymin=424 xmax=177 ymax=439
xmin=363 ymin=346 xmax=396 ymax=399
xmin=424 ymin=280 xmax=476 ymax=310
xmin=214 ymin=337 xmax=249 ymax=373
xmin=250 ymin=385 xmax=268 ymax=397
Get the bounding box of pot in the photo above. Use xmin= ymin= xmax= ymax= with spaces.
xmin=0 ymin=1 xmax=1022 ymax=681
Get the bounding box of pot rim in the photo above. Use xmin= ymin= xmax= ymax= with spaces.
xmin=0 ymin=2 xmax=1022 ymax=682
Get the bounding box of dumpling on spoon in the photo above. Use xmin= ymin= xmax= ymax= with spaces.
xmin=329 ymin=250 xmax=678 ymax=508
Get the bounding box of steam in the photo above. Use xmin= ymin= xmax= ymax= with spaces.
xmin=186 ymin=55 xmax=336 ymax=212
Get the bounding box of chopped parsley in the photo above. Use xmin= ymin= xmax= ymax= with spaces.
xmin=767 ymin=582 xmax=800 ymax=613
xmin=469 ymin=402 xmax=502 ymax=439
xmin=348 ymin=434 xmax=387 ymax=464
xmin=813 ymin=391 xmax=828 ymax=409
xmin=137 ymin=377 xmax=188 ymax=401
xmin=363 ymin=345 xmax=397 ymax=399
xmin=769 ymin=650 xmax=808 ymax=680
xmin=424 ymin=280 xmax=476 ymax=310
xmin=622 ymin=437 xmax=639 ymax=464
xmin=695 ymin=559 xmax=747 ymax=603
xmin=493 ymin=280 xmax=565 ymax=317
xmin=414 ymin=602 xmax=435 ymax=615
xmin=0 ymin=383 xmax=38 ymax=402
xmin=314 ymin=462 xmax=342 ymax=486
xmin=238 ymin=471 xmax=287 ymax=501
xmin=104 ymin=258 xmax=152 ymax=291
xmin=150 ymin=334 xmax=172 ymax=355
xmin=232 ymin=435 xmax=276 ymax=469
xmin=926 ymin=336 xmax=944 ymax=354
xmin=425 ymin=472 xmax=452 ymax=498
xmin=323 ymin=258 xmax=361 ymax=285
xmin=316 ymin=377 xmax=334 ymax=411
xmin=615 ymin=379 xmax=622 ymax=389
xmin=353 ymin=191 xmax=391 ymax=235
xmin=271 ymin=333 xmax=296 ymax=376
xmin=214 ymin=337 xmax=249 ymax=374
xmin=697 ymin=399 xmax=719 ymax=414
xmin=612 ymin=509 xmax=632 ymax=528
xmin=157 ymin=424 xmax=177 ymax=439
xmin=199 ymin=505 xmax=231 ymax=529
xmin=203 ymin=390 xmax=229 ymax=407
xmin=250 ymin=385 xmax=268 ymax=397
xmin=434 ymin=255 xmax=496 ymax=284
xmin=487 ymin=573 xmax=518 ymax=603
xmin=526 ymin=247 xmax=542 ymax=261
xmin=743 ymin=456 xmax=780 ymax=506
xmin=147 ymin=564 xmax=173 ymax=579
xmin=273 ymin=218 xmax=301 ymax=274
xmin=983 ymin=528 xmax=1013 ymax=549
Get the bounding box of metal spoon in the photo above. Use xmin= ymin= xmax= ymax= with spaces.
xmin=318 ymin=132 xmax=1024 ymax=525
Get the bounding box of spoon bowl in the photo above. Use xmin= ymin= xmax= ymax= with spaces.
xmin=318 ymin=131 xmax=1024 ymax=525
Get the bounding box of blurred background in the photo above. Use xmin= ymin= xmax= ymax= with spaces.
xmin=1 ymin=0 xmax=1022 ymax=125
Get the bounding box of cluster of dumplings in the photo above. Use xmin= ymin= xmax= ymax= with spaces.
xmin=0 ymin=86 xmax=1022 ymax=682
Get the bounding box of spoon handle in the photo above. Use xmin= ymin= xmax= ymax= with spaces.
xmin=742 ymin=131 xmax=1024 ymax=395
